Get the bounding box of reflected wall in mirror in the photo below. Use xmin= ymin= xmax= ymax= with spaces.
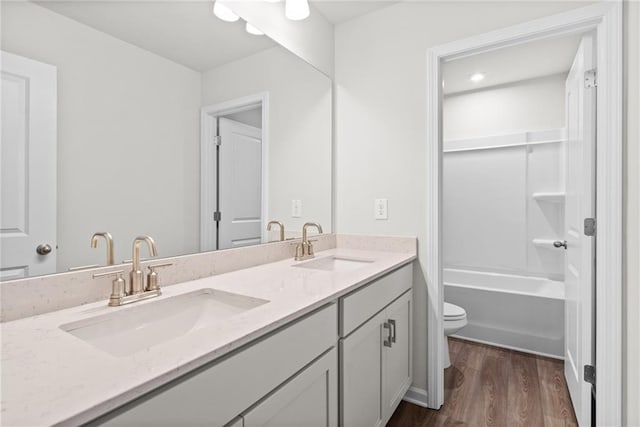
xmin=0 ymin=1 xmax=332 ymax=280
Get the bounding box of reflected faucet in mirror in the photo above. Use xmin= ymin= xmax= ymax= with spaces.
xmin=295 ymin=222 xmax=323 ymax=261
xmin=267 ymin=221 xmax=285 ymax=242
xmin=90 ymin=232 xmax=114 ymax=266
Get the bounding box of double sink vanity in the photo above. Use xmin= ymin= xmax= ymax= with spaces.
xmin=1 ymin=234 xmax=416 ymax=426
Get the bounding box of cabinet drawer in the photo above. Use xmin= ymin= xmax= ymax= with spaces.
xmin=339 ymin=263 xmax=412 ymax=337
xmin=95 ymin=303 xmax=337 ymax=426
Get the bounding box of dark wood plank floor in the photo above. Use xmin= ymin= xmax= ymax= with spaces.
xmin=387 ymin=338 xmax=577 ymax=427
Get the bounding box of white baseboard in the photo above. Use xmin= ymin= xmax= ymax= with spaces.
xmin=403 ymin=386 xmax=429 ymax=408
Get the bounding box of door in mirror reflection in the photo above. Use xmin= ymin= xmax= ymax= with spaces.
xmin=1 ymin=51 xmax=57 ymax=279
xmin=218 ymin=117 xmax=263 ymax=250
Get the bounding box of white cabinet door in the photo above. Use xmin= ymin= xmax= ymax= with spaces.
xmin=243 ymin=348 xmax=337 ymax=427
xmin=340 ymin=310 xmax=386 ymax=427
xmin=382 ymin=291 xmax=413 ymax=423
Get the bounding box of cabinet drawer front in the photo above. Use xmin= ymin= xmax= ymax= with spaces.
xmin=95 ymin=304 xmax=337 ymax=426
xmin=339 ymin=263 xmax=412 ymax=337
xmin=243 ymin=348 xmax=337 ymax=427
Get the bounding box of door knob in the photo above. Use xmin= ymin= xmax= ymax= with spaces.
xmin=36 ymin=243 xmax=53 ymax=255
xmin=553 ymin=240 xmax=568 ymax=250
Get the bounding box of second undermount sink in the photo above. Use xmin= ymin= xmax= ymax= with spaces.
xmin=294 ymin=256 xmax=374 ymax=273
xmin=60 ymin=289 xmax=269 ymax=357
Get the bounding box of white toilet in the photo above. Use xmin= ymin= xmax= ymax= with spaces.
xmin=443 ymin=302 xmax=468 ymax=368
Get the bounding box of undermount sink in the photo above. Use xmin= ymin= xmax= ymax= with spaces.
xmin=294 ymin=256 xmax=374 ymax=273
xmin=60 ymin=289 xmax=269 ymax=357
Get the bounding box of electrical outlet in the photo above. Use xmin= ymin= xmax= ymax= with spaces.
xmin=291 ymin=199 xmax=302 ymax=218
xmin=375 ymin=198 xmax=388 ymax=220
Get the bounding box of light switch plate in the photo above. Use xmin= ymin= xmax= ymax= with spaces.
xmin=375 ymin=198 xmax=388 ymax=220
xmin=291 ymin=199 xmax=302 ymax=218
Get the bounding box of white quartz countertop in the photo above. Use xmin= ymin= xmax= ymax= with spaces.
xmin=1 ymin=247 xmax=415 ymax=426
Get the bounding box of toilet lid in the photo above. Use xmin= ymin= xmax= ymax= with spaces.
xmin=444 ymin=302 xmax=466 ymax=320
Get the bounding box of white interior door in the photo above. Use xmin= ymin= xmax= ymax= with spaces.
xmin=218 ymin=117 xmax=262 ymax=249
xmin=564 ymin=33 xmax=596 ymax=427
xmin=1 ymin=51 xmax=57 ymax=280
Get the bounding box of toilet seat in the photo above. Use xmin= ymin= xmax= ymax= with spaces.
xmin=444 ymin=302 xmax=466 ymax=321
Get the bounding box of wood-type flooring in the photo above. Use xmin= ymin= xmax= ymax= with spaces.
xmin=386 ymin=338 xmax=578 ymax=427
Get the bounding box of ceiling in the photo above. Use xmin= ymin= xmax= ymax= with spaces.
xmin=443 ymin=34 xmax=582 ymax=95
xmin=35 ymin=1 xmax=277 ymax=72
xmin=35 ymin=1 xmax=400 ymax=72
xmin=311 ymin=1 xmax=399 ymax=24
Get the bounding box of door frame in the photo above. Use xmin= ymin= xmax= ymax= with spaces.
xmin=425 ymin=2 xmax=623 ymax=425
xmin=200 ymin=92 xmax=269 ymax=251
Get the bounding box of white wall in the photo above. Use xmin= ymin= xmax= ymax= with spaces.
xmin=443 ymin=77 xmax=566 ymax=280
xmin=443 ymin=74 xmax=566 ymax=140
xmin=1 ymin=2 xmax=202 ymax=271
xmin=624 ymin=1 xmax=640 ymax=425
xmin=334 ymin=0 xmax=592 ymax=396
xmin=201 ymin=46 xmax=332 ymax=235
xmin=224 ymin=107 xmax=262 ymax=128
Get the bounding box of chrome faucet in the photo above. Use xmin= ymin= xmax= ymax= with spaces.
xmin=267 ymin=220 xmax=285 ymax=241
xmin=91 ymin=232 xmax=114 ymax=265
xmin=295 ymin=223 xmax=323 ymax=261
xmin=130 ymin=235 xmax=157 ymax=294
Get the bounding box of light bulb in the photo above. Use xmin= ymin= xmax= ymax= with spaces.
xmin=285 ymin=0 xmax=309 ymax=21
xmin=470 ymin=72 xmax=485 ymax=83
xmin=246 ymin=22 xmax=264 ymax=35
xmin=213 ymin=1 xmax=239 ymax=22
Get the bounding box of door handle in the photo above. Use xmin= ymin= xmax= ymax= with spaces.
xmin=553 ymin=240 xmax=568 ymax=250
xmin=383 ymin=322 xmax=392 ymax=347
xmin=389 ymin=319 xmax=396 ymax=343
xmin=36 ymin=243 xmax=53 ymax=255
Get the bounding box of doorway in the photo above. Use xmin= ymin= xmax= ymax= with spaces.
xmin=425 ymin=3 xmax=623 ymax=425
xmin=200 ymin=93 xmax=269 ymax=251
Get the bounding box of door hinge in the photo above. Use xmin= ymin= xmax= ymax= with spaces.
xmin=584 ymin=69 xmax=597 ymax=88
xmin=584 ymin=364 xmax=596 ymax=386
xmin=213 ymin=211 xmax=221 ymax=222
xmin=584 ymin=218 xmax=596 ymax=236
xmin=213 ymin=135 xmax=221 ymax=146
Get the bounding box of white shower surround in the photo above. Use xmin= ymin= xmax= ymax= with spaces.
xmin=444 ymin=267 xmax=564 ymax=358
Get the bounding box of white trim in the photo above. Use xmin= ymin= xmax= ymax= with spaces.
xmin=403 ymin=386 xmax=429 ymax=408
xmin=426 ymin=3 xmax=623 ymax=424
xmin=200 ymin=92 xmax=270 ymax=251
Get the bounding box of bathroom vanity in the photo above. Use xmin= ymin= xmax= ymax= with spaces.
xmin=0 ymin=236 xmax=416 ymax=426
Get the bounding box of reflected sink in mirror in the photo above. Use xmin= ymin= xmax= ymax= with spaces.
xmin=60 ymin=289 xmax=269 ymax=357
xmin=294 ymin=256 xmax=374 ymax=273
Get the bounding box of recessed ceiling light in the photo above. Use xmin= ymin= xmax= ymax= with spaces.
xmin=470 ymin=73 xmax=485 ymax=83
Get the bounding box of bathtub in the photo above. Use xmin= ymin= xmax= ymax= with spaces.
xmin=444 ymin=268 xmax=565 ymax=358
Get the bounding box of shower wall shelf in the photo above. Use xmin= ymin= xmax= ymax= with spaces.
xmin=532 ymin=192 xmax=566 ymax=203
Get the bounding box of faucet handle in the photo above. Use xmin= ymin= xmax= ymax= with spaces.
xmin=146 ymin=263 xmax=172 ymax=291
xmin=93 ymin=270 xmax=127 ymax=306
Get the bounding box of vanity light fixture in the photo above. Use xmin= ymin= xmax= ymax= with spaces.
xmin=213 ymin=1 xmax=239 ymax=22
xmin=470 ymin=72 xmax=486 ymax=83
xmin=246 ymin=22 xmax=264 ymax=35
xmin=285 ymin=0 xmax=310 ymax=21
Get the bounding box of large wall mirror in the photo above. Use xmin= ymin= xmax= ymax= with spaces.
xmin=1 ymin=1 xmax=332 ymax=280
